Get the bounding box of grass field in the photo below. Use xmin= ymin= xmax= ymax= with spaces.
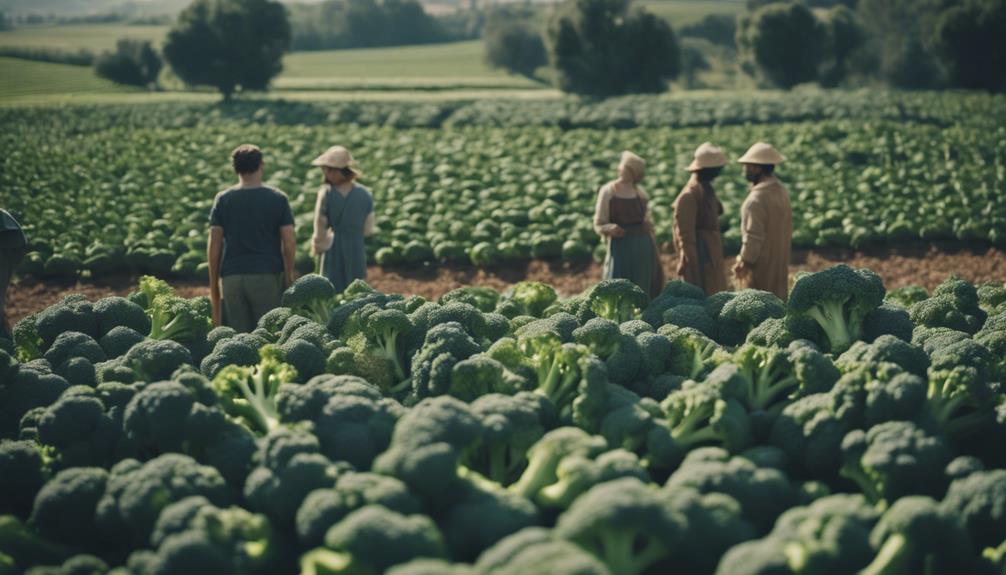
xmin=0 ymin=24 xmax=170 ymax=52
xmin=638 ymin=0 xmax=743 ymax=26
xmin=0 ymin=57 xmax=138 ymax=101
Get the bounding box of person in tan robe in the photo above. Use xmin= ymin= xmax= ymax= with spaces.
xmin=673 ymin=143 xmax=729 ymax=296
xmin=733 ymin=142 xmax=793 ymax=301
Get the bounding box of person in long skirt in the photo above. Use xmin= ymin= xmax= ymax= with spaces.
xmin=310 ymin=146 xmax=376 ymax=293
xmin=673 ymin=142 xmax=729 ymax=295
xmin=593 ymin=151 xmax=664 ymax=298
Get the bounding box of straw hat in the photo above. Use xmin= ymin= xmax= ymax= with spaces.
xmin=737 ymin=142 xmax=786 ymax=165
xmin=311 ymin=146 xmax=361 ymax=174
xmin=686 ymin=142 xmax=728 ymax=171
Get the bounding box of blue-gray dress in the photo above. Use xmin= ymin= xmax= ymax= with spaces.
xmin=319 ymin=183 xmax=373 ymax=292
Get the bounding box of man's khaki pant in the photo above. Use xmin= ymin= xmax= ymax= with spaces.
xmin=221 ymin=273 xmax=285 ymax=333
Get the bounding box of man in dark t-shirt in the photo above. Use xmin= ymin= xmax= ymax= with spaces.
xmin=208 ymin=145 xmax=297 ymax=333
xmin=0 ymin=209 xmax=27 ymax=339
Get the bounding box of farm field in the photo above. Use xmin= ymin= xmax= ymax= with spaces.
xmin=0 ymin=56 xmax=138 ymax=101
xmin=0 ymin=23 xmax=170 ymax=51
xmin=639 ymin=0 xmax=743 ymax=26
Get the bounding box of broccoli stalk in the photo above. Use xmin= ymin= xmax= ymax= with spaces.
xmin=148 ymin=295 xmax=209 ymax=344
xmin=926 ymin=367 xmax=992 ymax=438
xmin=587 ymin=279 xmax=649 ymax=324
xmin=212 ymin=346 xmax=298 ymax=435
xmin=787 ymin=265 xmax=885 ymax=353
xmin=361 ymin=309 xmax=413 ymax=382
xmin=734 ymin=345 xmax=798 ymax=411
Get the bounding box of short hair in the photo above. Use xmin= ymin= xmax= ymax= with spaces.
xmin=232 ymin=145 xmax=263 ymax=175
xmin=761 ymin=164 xmax=776 ymax=175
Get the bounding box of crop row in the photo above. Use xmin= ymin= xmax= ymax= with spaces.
xmin=2 ymin=266 xmax=1004 ymax=573
xmin=3 ymin=107 xmax=1005 ymax=278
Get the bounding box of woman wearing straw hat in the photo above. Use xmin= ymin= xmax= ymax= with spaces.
xmin=734 ymin=142 xmax=792 ymax=300
xmin=673 ymin=143 xmax=729 ymax=296
xmin=593 ymin=151 xmax=664 ymax=298
xmin=310 ymin=146 xmax=376 ymax=292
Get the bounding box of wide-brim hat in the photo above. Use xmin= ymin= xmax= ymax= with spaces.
xmin=311 ymin=145 xmax=361 ymax=175
xmin=686 ymin=142 xmax=728 ymax=171
xmin=738 ymin=142 xmax=786 ymax=165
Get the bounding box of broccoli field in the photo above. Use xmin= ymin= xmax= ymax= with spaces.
xmin=4 ymin=91 xmax=1006 ymax=280
xmin=2 ymin=264 xmax=1006 ymax=574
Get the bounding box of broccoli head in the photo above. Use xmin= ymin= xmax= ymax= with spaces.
xmin=716 ymin=289 xmax=787 ymax=347
xmin=212 ymin=345 xmax=299 ymax=435
xmin=93 ymin=296 xmax=150 ymax=338
xmin=787 ymin=265 xmax=886 ymax=354
xmin=860 ymin=496 xmax=974 ymax=575
xmin=282 ymin=274 xmax=339 ymax=325
xmin=586 ymin=279 xmax=649 ymax=324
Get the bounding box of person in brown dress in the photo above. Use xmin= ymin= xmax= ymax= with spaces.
xmin=673 ymin=143 xmax=729 ymax=296
xmin=734 ymin=142 xmax=793 ymax=301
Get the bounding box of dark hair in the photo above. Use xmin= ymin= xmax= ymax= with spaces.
xmin=761 ymin=164 xmax=775 ymax=175
xmin=696 ymin=167 xmax=723 ymax=181
xmin=232 ymin=145 xmax=263 ymax=175
xmin=339 ymin=167 xmax=355 ymax=179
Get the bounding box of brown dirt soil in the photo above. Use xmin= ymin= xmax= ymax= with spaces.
xmin=6 ymin=244 xmax=1006 ymax=327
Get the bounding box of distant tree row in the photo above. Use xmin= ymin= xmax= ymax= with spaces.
xmin=287 ymin=0 xmax=448 ymax=51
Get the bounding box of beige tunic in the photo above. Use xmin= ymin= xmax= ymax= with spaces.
xmin=673 ymin=175 xmax=728 ymax=296
xmin=739 ymin=175 xmax=792 ymax=301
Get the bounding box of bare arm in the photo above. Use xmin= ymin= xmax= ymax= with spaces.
xmin=281 ymin=225 xmax=296 ymax=287
xmin=363 ymin=211 xmax=376 ymax=237
xmin=207 ymin=226 xmax=224 ymax=327
xmin=311 ymin=186 xmax=334 ymax=256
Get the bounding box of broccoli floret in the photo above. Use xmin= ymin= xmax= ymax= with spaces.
xmin=537 ymin=448 xmax=649 ymax=510
xmin=658 ymin=325 xmax=730 ymax=380
xmin=440 ymin=479 xmax=539 ymax=562
xmin=733 ymin=344 xmax=805 ymax=413
xmin=448 ymin=355 xmax=524 ymax=402
xmin=0 ymin=440 xmax=49 ymax=519
xmin=863 ymin=304 xmax=915 ymax=343
xmin=585 ymin=279 xmax=648 ymax=324
xmin=657 ymin=487 xmax=756 ymax=575
xmin=96 ymin=454 xmax=231 ymax=549
xmin=427 ymin=302 xmax=489 ymax=342
xmin=93 ymin=296 xmax=150 ymax=338
xmin=439 ymin=286 xmax=501 ymax=313
xmin=42 ymin=331 xmax=106 ymax=370
xmin=475 ymin=527 xmax=611 ymax=575
xmin=147 ymin=294 xmax=211 ymax=345
xmin=835 ymin=335 xmax=929 ymax=378
xmin=35 ymin=393 xmax=122 ymax=469
xmin=244 ymin=426 xmax=342 ymax=529
xmin=839 ymin=420 xmax=952 ymax=505
xmin=501 ymin=282 xmax=559 ymax=319
xmin=138 ymin=495 xmax=286 ymax=575
xmin=885 ymin=285 xmax=929 ymax=309
xmin=98 ymin=326 xmax=145 ymax=360
xmin=829 ymin=362 xmax=928 ymax=431
xmin=555 ymin=477 xmax=684 ymax=575
xmin=282 ymin=274 xmax=338 ymax=324
xmin=939 ymin=469 xmax=1006 ymax=550
xmin=275 ymin=373 xmax=382 ymax=422
xmin=0 ymin=363 xmax=69 ymax=437
xmin=410 ymin=322 xmax=483 ymax=399
xmin=658 ymin=365 xmax=753 ymax=455
xmin=860 ymin=496 xmax=974 ymax=575
xmin=744 ymin=315 xmax=822 ymax=349
xmin=35 ymin=295 xmax=99 ymax=350
xmin=665 ymin=447 xmax=797 ymax=534
xmin=977 ymin=282 xmax=1006 ymax=312
xmin=925 ymin=337 xmax=996 ymax=438
xmin=787 ymin=265 xmax=886 ymax=354
xmin=0 ymin=515 xmax=75 ymax=572
xmin=386 ymin=558 xmax=475 ymax=575
xmin=716 ymin=289 xmax=787 ymax=347
xmin=663 ymin=304 xmax=719 ymax=339
xmin=28 ymin=466 xmax=108 ymax=550
xmin=586 ymin=383 xmax=660 ymax=453
xmin=508 ymin=427 xmax=607 ymax=503
xmin=573 ymin=318 xmax=641 ymax=385
xmin=122 ymin=338 xmax=193 ymax=382
xmin=23 ymin=554 xmax=109 ymax=575
xmin=641 ymin=280 xmax=706 ymax=327
xmin=212 ymin=345 xmax=299 ymax=435
xmin=310 ymin=391 xmax=403 ymax=470
xmin=300 ymin=506 xmax=446 ymax=575
xmin=462 ymin=392 xmax=555 ymax=486
xmin=12 ymin=314 xmax=43 ymax=362
xmin=199 ymin=333 xmax=264 ymax=378
xmin=359 ymin=308 xmax=415 ymax=381
xmin=130 ymin=275 xmax=174 ymax=310
xmin=373 ymin=396 xmax=484 ymax=506
xmin=296 ymin=472 xmax=421 ymax=550
xmin=206 ymin=325 xmax=238 ymax=347
xmin=769 ymin=393 xmax=850 ymax=478
xmin=514 ymin=312 xmax=580 ymax=343
xmin=55 ymin=356 xmax=97 ymax=388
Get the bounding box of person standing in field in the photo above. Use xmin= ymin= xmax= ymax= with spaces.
xmin=733 ymin=142 xmax=792 ymax=301
xmin=594 ymin=151 xmax=664 ymax=298
xmin=207 ymin=145 xmax=297 ymax=332
xmin=673 ymin=142 xmax=729 ymax=296
xmin=0 ymin=209 xmax=27 ymax=339
xmin=310 ymin=146 xmax=375 ymax=293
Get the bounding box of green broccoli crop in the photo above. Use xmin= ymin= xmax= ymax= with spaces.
xmin=93 ymin=296 xmax=150 ymax=338
xmin=98 ymin=326 xmax=145 ymax=359
xmin=503 ymin=282 xmax=559 ymax=318
xmin=29 ymin=466 xmax=108 ymax=550
xmin=885 ymin=285 xmax=929 ymax=309
xmin=121 ymin=338 xmax=193 ymax=381
xmin=508 ymin=427 xmax=607 ymax=503
xmin=42 ymin=331 xmax=106 ymax=370
xmin=0 ymin=440 xmax=49 ymax=519
xmin=835 ymin=335 xmax=929 ymax=378
xmin=410 ymin=322 xmax=484 ymax=399
xmin=925 ymin=338 xmax=996 ymax=438
xmin=475 ymin=527 xmax=612 ymax=575
xmin=300 ymin=505 xmax=446 ymax=575
xmin=440 ymin=479 xmax=539 ymax=562
xmin=555 ymin=477 xmax=684 ymax=575
xmin=663 ymin=304 xmax=719 ymax=339
xmin=860 ymin=496 xmax=974 ymax=575
xmin=940 ymin=470 xmax=1006 ymax=550
xmin=463 ymin=392 xmax=555 ymax=486
xmin=439 ymin=286 xmax=500 ymax=313
xmin=715 ymin=289 xmax=787 ymax=346
xmin=586 ymin=279 xmax=649 ymax=323
xmin=34 ymin=295 xmax=99 ymax=350
xmin=282 ymin=274 xmax=339 ymax=325
xmin=787 ymin=265 xmax=886 ymax=354
xmin=212 ymin=345 xmax=299 ymax=435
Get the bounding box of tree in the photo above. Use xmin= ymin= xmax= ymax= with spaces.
xmin=856 ymin=0 xmax=950 ymax=89
xmin=818 ymin=4 xmax=868 ymax=87
xmin=94 ymin=39 xmax=162 ymax=88
xmin=935 ymin=0 xmax=1006 ymax=92
xmin=163 ymin=0 xmax=291 ymax=99
xmin=546 ymin=0 xmax=680 ymax=97
xmin=737 ymin=1 xmax=824 ymax=89
xmin=485 ymin=19 xmax=546 ymax=79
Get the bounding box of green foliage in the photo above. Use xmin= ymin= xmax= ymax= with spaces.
xmin=93 ymin=38 xmax=161 ymax=88
xmin=546 ymin=0 xmax=680 ymax=96
xmin=737 ymin=1 xmax=824 ymax=89
xmin=484 ymin=17 xmax=546 ymax=79
xmin=163 ymin=0 xmax=291 ymax=98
